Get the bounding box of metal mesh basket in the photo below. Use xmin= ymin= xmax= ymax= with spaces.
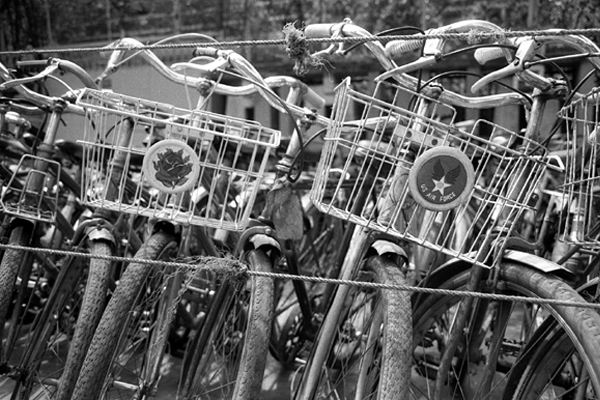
xmin=557 ymin=87 xmax=600 ymax=248
xmin=0 ymin=155 xmax=61 ymax=223
xmin=310 ymin=78 xmax=552 ymax=266
xmin=77 ymin=89 xmax=280 ymax=231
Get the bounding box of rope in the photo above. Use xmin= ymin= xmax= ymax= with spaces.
xmin=0 ymin=242 xmax=247 ymax=280
xmin=3 ymin=27 xmax=600 ymax=57
xmin=282 ymin=23 xmax=324 ymax=76
xmin=249 ymin=269 xmax=600 ymax=310
xmin=4 ymin=241 xmax=600 ymax=310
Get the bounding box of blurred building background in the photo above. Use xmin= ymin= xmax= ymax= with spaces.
xmin=1 ymin=0 xmax=600 ymax=142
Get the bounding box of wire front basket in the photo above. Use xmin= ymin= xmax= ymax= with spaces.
xmin=0 ymin=155 xmax=61 ymax=223
xmin=77 ymin=89 xmax=280 ymax=231
xmin=310 ymin=78 xmax=551 ymax=266
xmin=557 ymin=87 xmax=600 ymax=248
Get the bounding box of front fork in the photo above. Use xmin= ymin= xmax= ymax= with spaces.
xmin=293 ymin=226 xmax=408 ymax=400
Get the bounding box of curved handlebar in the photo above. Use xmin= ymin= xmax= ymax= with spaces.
xmin=0 ymin=61 xmax=87 ymax=115
xmin=303 ymin=19 xmax=530 ymax=109
xmin=377 ymin=20 xmax=553 ymax=92
xmin=471 ymin=32 xmax=600 ymax=93
xmin=16 ymin=58 xmax=98 ymax=89
xmin=171 ymin=59 xmax=326 ymax=109
xmin=385 ymin=20 xmax=508 ymax=58
xmin=95 ymin=38 xmax=329 ymax=124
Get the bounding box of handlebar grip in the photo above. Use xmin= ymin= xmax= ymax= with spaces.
xmin=304 ymin=24 xmax=336 ymax=38
xmin=474 ymin=47 xmax=506 ymax=65
xmin=471 ymin=63 xmax=519 ymax=93
xmin=385 ymin=38 xmax=425 ymax=56
xmin=303 ymin=86 xmax=326 ymax=109
xmin=193 ymin=47 xmax=220 ymax=58
xmin=15 ymin=60 xmax=50 ymax=72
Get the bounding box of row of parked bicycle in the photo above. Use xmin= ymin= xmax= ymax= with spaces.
xmin=0 ymin=17 xmax=600 ymax=400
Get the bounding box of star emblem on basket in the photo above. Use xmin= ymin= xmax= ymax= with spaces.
xmin=431 ymin=160 xmax=460 ymax=196
xmin=152 ymin=148 xmax=193 ymax=189
xmin=416 ymin=156 xmax=466 ymax=205
xmin=408 ymin=147 xmax=475 ymax=211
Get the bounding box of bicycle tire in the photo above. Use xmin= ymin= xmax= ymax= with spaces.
xmin=270 ymin=206 xmax=346 ymax=369
xmin=411 ymin=261 xmax=600 ymax=400
xmin=13 ymin=239 xmax=108 ymax=399
xmin=293 ymin=254 xmax=411 ymax=400
xmin=54 ymin=239 xmax=112 ymax=400
xmin=502 ymin=278 xmax=600 ymax=400
xmin=71 ymin=231 xmax=178 ymax=400
xmin=0 ymin=223 xmax=33 ymax=360
xmin=177 ymin=248 xmax=274 ymax=400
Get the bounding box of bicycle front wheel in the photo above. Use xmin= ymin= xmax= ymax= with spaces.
xmin=411 ymin=261 xmax=600 ymax=400
xmin=293 ymin=253 xmax=412 ymax=400
xmin=503 ymin=278 xmax=600 ymax=400
xmin=13 ymin=239 xmax=113 ymax=400
xmin=71 ymin=231 xmax=178 ymax=400
xmin=177 ymin=248 xmax=274 ymax=400
xmin=0 ymin=223 xmax=34 ymax=357
xmin=54 ymin=239 xmax=112 ymax=400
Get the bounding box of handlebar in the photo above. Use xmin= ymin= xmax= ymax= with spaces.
xmin=377 ymin=20 xmax=554 ymax=92
xmin=170 ymin=61 xmax=326 ymax=109
xmin=302 ymin=19 xmax=531 ymax=109
xmin=14 ymin=58 xmax=98 ymax=89
xmin=95 ymin=32 xmax=220 ymax=82
xmin=471 ymin=32 xmax=600 ymax=93
xmin=385 ymin=20 xmax=509 ymax=58
xmin=95 ymin=38 xmax=329 ymax=124
xmin=171 ymin=58 xmax=325 ymax=109
xmin=0 ymin=58 xmax=94 ymax=115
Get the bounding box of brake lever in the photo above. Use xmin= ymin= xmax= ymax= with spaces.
xmin=0 ymin=64 xmax=60 ymax=91
xmin=375 ymin=54 xmax=440 ymax=81
xmin=471 ymin=38 xmax=543 ymax=93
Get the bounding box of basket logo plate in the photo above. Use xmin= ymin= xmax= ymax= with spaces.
xmin=408 ymin=147 xmax=474 ymax=211
xmin=142 ymin=139 xmax=200 ymax=194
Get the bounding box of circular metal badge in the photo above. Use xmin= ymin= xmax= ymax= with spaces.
xmin=408 ymin=146 xmax=475 ymax=211
xmin=142 ymin=139 xmax=200 ymax=194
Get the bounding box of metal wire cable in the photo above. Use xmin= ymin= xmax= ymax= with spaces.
xmin=3 ymin=27 xmax=600 ymax=56
xmin=4 ymin=241 xmax=600 ymax=310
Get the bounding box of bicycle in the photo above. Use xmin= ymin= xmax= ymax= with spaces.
xmin=62 ymin=33 xmax=346 ymax=399
xmin=68 ymin=33 xmax=368 ymax=399
xmin=287 ymin=19 xmax=600 ymax=400
xmin=0 ymin=57 xmax=124 ymax=399
xmin=484 ymin=35 xmax=600 ymax=398
xmin=374 ymin=21 xmax=600 ymax=400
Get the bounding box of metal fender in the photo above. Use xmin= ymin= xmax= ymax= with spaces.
xmin=424 ymin=250 xmax=574 ymax=290
xmin=249 ymin=234 xmax=281 ymax=251
xmin=503 ymin=250 xmax=574 ymax=276
xmin=87 ymin=226 xmax=116 ymax=244
xmin=371 ymin=239 xmax=408 ymax=259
